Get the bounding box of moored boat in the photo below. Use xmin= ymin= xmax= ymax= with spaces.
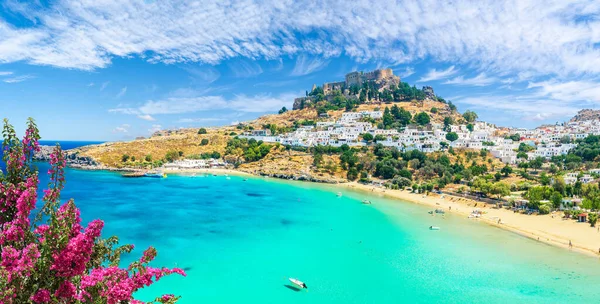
xmin=289 ymin=278 xmax=307 ymax=289
xmin=429 ymin=226 xmax=440 ymax=230
xmin=144 ymin=171 xmax=167 ymax=178
xmin=122 ymin=172 xmax=145 ymax=178
xmin=362 ymin=199 xmax=372 ymax=204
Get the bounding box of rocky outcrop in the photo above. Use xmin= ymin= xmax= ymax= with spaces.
xmin=256 ymin=172 xmax=341 ymax=184
xmin=34 ymin=145 xmax=100 ymax=167
xmin=292 ymin=97 xmax=313 ymax=110
xmin=569 ymin=109 xmax=600 ymax=123
xmin=422 ymin=86 xmax=436 ymax=100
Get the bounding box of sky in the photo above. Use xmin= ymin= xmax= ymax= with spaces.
xmin=1 ymin=0 xmax=600 ymax=141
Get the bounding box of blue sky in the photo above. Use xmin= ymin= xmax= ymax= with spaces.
xmin=1 ymin=0 xmax=600 ymax=141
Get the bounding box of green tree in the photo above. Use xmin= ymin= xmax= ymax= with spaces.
xmin=517 ymin=152 xmax=528 ymax=159
xmin=362 ymin=133 xmax=374 ymax=142
xmin=501 ymin=165 xmax=513 ymax=177
xmin=443 ymin=116 xmax=453 ymax=131
xmin=347 ymin=167 xmax=359 ymax=181
xmin=374 ymin=134 xmax=387 ymax=142
xmin=551 ymin=192 xmax=563 ymax=209
xmin=430 ymin=107 xmax=438 ymax=113
xmin=313 ymin=153 xmax=323 ymax=167
xmin=445 ymin=132 xmax=459 ymax=142
xmin=414 ymin=112 xmax=430 ymax=125
xmin=539 ymin=172 xmax=550 ymax=185
xmin=491 ymin=182 xmax=510 ymax=199
xmin=448 ymin=101 xmax=457 ymax=112
xmin=589 ymin=213 xmax=598 ymax=227
xmin=145 ymin=154 xmax=153 ymax=162
xmin=552 ymin=177 xmax=566 ymax=195
xmin=463 ymin=110 xmax=478 ymax=123
xmin=529 ymin=157 xmax=544 ymax=173
xmin=383 ymin=107 xmax=394 ymax=128
xmin=165 ymin=150 xmax=180 ymax=162
xmin=278 ymin=106 xmax=288 ymax=114
xmin=198 ymin=128 xmax=207 ymax=134
xmin=539 ymin=204 xmax=551 ymax=214
xmin=201 ymin=138 xmax=209 ymax=145
xmin=466 ymin=123 xmax=474 ymax=132
xmin=121 ymin=154 xmax=130 ymax=162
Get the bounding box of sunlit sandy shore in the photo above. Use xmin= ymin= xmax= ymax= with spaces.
xmin=164 ymin=168 xmax=600 ymax=257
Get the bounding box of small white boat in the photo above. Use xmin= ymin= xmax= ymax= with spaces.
xmin=144 ymin=171 xmax=166 ymax=178
xmin=243 ymin=178 xmax=248 ymax=181
xmin=337 ymin=192 xmax=342 ymax=197
xmin=289 ymin=278 xmax=307 ymax=289
xmin=429 ymin=226 xmax=440 ymax=230
xmin=226 ymin=176 xmax=231 ymax=180
xmin=362 ymin=200 xmax=372 ymax=205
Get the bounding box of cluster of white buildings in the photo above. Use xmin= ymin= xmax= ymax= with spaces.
xmin=563 ymin=172 xmax=598 ymax=185
xmin=163 ymin=158 xmax=226 ymax=169
xmin=241 ymin=110 xmax=600 ymax=165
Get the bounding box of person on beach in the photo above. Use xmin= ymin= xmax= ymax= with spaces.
xmin=569 ymin=240 xmax=572 ymax=248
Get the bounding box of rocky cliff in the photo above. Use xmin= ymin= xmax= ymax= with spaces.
xmin=569 ymin=109 xmax=600 ymax=122
xmin=34 ymin=145 xmax=100 ymax=167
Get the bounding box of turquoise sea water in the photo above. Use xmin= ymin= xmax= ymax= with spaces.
xmin=33 ymin=165 xmax=600 ymax=303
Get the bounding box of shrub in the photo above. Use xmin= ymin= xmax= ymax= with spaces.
xmin=201 ymin=138 xmax=209 ymax=145
xmin=165 ymin=150 xmax=180 ymax=162
xmin=198 ymin=128 xmax=207 ymax=134
xmin=539 ymin=204 xmax=551 ymax=214
xmin=589 ymin=213 xmax=598 ymax=227
xmin=121 ymin=154 xmax=130 ymax=162
xmin=0 ymin=119 xmax=185 ymax=303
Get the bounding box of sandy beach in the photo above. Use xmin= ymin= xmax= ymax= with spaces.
xmin=164 ymin=168 xmax=600 ymax=257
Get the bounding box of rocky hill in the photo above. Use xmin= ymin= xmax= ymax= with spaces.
xmin=569 ymin=109 xmax=600 ymax=123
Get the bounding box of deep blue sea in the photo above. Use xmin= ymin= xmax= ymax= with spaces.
xmin=5 ymin=141 xmax=600 ymax=303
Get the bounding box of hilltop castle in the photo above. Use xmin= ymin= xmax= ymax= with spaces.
xmin=321 ymin=68 xmax=400 ymax=95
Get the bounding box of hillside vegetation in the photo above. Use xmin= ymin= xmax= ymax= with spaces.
xmin=74 ymin=97 xmax=502 ymax=187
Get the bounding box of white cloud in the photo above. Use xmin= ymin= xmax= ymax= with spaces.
xmin=444 ymin=73 xmax=497 ymax=86
xmin=184 ymin=66 xmax=220 ymax=83
xmin=0 ymin=71 xmax=13 ymax=76
xmin=177 ymin=117 xmax=226 ymax=123
xmin=398 ymin=67 xmax=415 ymax=79
xmin=109 ymin=91 xmax=297 ymax=118
xmin=100 ymin=81 xmax=110 ymax=91
xmin=112 ymin=124 xmax=131 ymax=133
xmin=456 ymin=95 xmax=581 ymax=122
xmin=291 ymin=55 xmax=330 ymax=76
xmin=227 ymin=60 xmax=262 ymax=78
xmin=527 ymin=80 xmax=600 ymax=103
xmin=87 ymin=82 xmax=95 ymax=87
xmin=137 ymin=114 xmax=155 ymax=121
xmin=148 ymin=124 xmax=162 ymax=134
xmin=417 ymin=66 xmax=458 ymax=83
xmin=3 ymin=74 xmax=34 ymax=83
xmin=0 ymin=0 xmax=599 ymax=81
xmin=116 ymin=87 xmax=127 ymax=98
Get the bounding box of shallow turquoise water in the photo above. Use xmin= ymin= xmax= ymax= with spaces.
xmin=40 ymin=165 xmax=600 ymax=303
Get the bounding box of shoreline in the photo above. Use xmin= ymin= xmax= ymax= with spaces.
xmin=336 ymin=181 xmax=600 ymax=258
xmin=74 ymin=165 xmax=600 ymax=258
